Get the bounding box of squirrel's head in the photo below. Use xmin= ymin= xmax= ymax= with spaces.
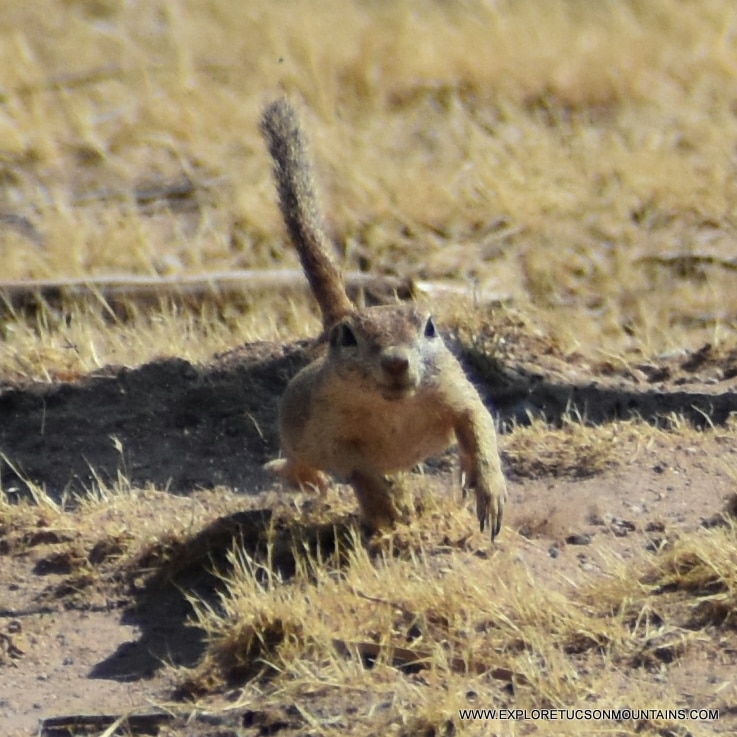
xmin=327 ymin=305 xmax=445 ymax=400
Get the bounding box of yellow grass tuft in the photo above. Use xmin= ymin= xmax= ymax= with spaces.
xmin=174 ymin=509 xmax=736 ymax=734
xmin=3 ymin=467 xmax=734 ymax=735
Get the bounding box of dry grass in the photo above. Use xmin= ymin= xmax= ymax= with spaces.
xmin=0 ymin=293 xmax=316 ymax=382
xmin=5 ymin=473 xmax=734 ymax=735
xmin=3 ymin=0 xmax=737 ymax=378
xmin=503 ymin=413 xmax=723 ymax=480
xmin=0 ymin=474 xmax=243 ymax=572
xmin=504 ymin=416 xmax=631 ymax=479
xmin=175 ymin=503 xmax=736 ymax=736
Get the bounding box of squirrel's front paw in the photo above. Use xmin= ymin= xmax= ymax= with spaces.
xmin=474 ymin=477 xmax=506 ymax=542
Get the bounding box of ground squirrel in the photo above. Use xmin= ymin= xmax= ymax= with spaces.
xmin=261 ymin=98 xmax=506 ymax=539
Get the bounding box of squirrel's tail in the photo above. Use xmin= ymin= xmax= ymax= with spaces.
xmin=261 ymin=98 xmax=353 ymax=330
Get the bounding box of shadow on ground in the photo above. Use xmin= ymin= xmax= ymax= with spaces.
xmin=89 ymin=507 xmax=354 ymax=683
xmin=3 ymin=337 xmax=737 ymax=501
xmin=0 ymin=342 xmax=307 ymax=500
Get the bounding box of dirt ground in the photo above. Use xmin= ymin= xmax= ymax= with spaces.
xmin=1 ymin=326 xmax=737 ymax=735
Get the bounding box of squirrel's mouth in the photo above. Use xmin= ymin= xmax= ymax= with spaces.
xmin=376 ymin=363 xmax=420 ymax=400
xmin=380 ymin=382 xmax=417 ymax=401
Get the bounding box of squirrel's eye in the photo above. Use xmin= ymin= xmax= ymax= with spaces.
xmin=330 ymin=323 xmax=358 ymax=348
xmin=424 ymin=316 xmax=438 ymax=339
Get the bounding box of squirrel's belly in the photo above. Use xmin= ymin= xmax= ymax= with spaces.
xmin=304 ymin=394 xmax=455 ymax=476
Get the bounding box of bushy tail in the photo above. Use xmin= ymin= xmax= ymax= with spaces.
xmin=261 ymin=98 xmax=354 ymax=330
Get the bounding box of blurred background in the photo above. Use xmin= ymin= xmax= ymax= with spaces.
xmin=2 ymin=0 xmax=737 ymax=375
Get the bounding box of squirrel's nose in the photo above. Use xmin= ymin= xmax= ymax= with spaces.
xmin=380 ymin=348 xmax=410 ymax=377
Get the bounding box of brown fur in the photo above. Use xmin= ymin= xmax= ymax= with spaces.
xmin=260 ymin=99 xmax=353 ymax=330
xmin=261 ymin=98 xmax=506 ymax=539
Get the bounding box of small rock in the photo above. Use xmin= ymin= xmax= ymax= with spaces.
xmin=566 ymin=533 xmax=592 ymax=546
xmin=610 ymin=518 xmax=636 ymax=537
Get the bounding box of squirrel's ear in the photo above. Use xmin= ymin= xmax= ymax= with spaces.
xmin=330 ymin=322 xmax=358 ymax=348
xmin=423 ymin=316 xmax=438 ymax=339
